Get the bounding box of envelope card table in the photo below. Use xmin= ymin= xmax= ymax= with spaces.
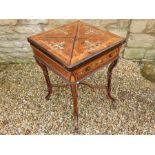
xmin=28 ymin=21 xmax=126 ymax=130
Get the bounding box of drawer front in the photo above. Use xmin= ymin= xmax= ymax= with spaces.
xmin=75 ymin=48 xmax=119 ymax=80
xmin=31 ymin=45 xmax=71 ymax=81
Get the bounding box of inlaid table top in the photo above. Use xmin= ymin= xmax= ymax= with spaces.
xmin=28 ymin=21 xmax=125 ymax=71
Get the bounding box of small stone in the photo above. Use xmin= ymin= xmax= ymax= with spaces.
xmin=82 ymin=19 xmax=103 ymax=28
xmin=0 ymin=46 xmax=31 ymax=53
xmin=0 ymin=20 xmax=18 ymax=26
xmin=25 ymin=129 xmax=31 ymax=135
xmin=48 ymin=19 xmax=74 ymax=26
xmin=108 ymin=28 xmax=128 ymax=37
xmin=100 ymin=19 xmax=118 ymax=27
xmin=43 ymin=19 xmax=74 ymax=31
xmin=15 ymin=25 xmax=42 ymax=34
xmin=127 ymin=34 xmax=155 ymax=48
xmin=124 ymin=48 xmax=145 ymax=59
xmin=0 ymin=26 xmax=15 ymax=34
xmin=130 ymin=20 xmax=147 ymax=33
xmin=146 ymin=20 xmax=155 ymax=34
xmin=141 ymin=62 xmax=155 ymax=82
xmin=0 ymin=52 xmax=33 ymax=62
xmin=0 ymin=40 xmax=29 ymax=48
xmin=107 ymin=24 xmax=118 ymax=29
xmin=19 ymin=19 xmax=48 ymax=25
xmin=13 ymin=40 xmax=29 ymax=48
xmin=0 ymin=34 xmax=28 ymax=41
xmin=144 ymin=49 xmax=155 ymax=60
xmin=118 ymin=19 xmax=130 ymax=28
xmin=2 ymin=120 xmax=9 ymax=126
xmin=0 ymin=41 xmax=14 ymax=48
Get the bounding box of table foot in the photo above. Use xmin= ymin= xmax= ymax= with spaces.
xmin=74 ymin=115 xmax=78 ymax=131
xmin=34 ymin=57 xmax=53 ymax=100
xmin=45 ymin=90 xmax=52 ymax=100
xmin=105 ymin=86 xmax=115 ymax=101
xmin=107 ymin=94 xmax=115 ymax=102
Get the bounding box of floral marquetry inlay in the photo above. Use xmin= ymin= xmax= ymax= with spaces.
xmin=85 ymin=27 xmax=100 ymax=35
xmin=50 ymin=42 xmax=65 ymax=51
xmin=83 ymin=40 xmax=102 ymax=53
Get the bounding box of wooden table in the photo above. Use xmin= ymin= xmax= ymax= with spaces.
xmin=28 ymin=21 xmax=125 ymax=130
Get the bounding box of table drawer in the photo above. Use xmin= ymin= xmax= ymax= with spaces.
xmin=31 ymin=45 xmax=71 ymax=81
xmin=76 ymin=48 xmax=119 ymax=80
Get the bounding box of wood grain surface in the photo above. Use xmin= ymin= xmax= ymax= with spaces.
xmin=28 ymin=21 xmax=125 ymax=70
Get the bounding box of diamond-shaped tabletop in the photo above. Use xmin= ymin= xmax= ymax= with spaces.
xmin=28 ymin=21 xmax=125 ymax=70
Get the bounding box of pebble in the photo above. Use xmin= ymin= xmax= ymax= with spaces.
xmin=0 ymin=58 xmax=155 ymax=134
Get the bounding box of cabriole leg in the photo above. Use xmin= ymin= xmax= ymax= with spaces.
xmin=107 ymin=59 xmax=118 ymax=101
xmin=35 ymin=57 xmax=52 ymax=100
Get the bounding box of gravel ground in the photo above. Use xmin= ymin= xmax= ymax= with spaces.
xmin=0 ymin=58 xmax=155 ymax=135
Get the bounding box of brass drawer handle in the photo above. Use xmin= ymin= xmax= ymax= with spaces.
xmin=85 ymin=66 xmax=91 ymax=72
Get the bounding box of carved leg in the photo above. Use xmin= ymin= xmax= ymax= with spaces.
xmin=107 ymin=59 xmax=118 ymax=101
xmin=35 ymin=57 xmax=52 ymax=100
xmin=70 ymin=84 xmax=78 ymax=130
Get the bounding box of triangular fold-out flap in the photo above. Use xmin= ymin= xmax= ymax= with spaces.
xmin=77 ymin=22 xmax=108 ymax=38
xmin=77 ymin=21 xmax=123 ymax=42
xmin=34 ymin=37 xmax=74 ymax=65
xmin=70 ymin=37 xmax=113 ymax=65
xmin=32 ymin=21 xmax=78 ymax=39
